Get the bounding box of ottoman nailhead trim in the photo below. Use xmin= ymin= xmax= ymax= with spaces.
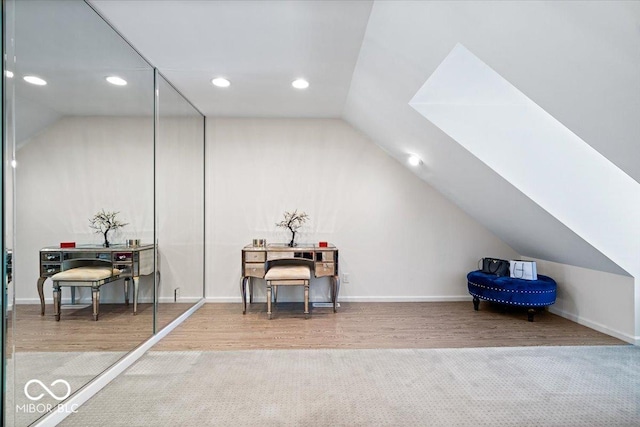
xmin=469 ymin=290 xmax=554 ymax=307
xmin=468 ymin=280 xmax=556 ymax=294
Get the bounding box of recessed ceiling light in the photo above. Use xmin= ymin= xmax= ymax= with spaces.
xmin=292 ymin=78 xmax=309 ymax=89
xmin=23 ymin=75 xmax=47 ymax=86
xmin=5 ymin=70 xmax=14 ymax=78
xmin=106 ymin=76 xmax=127 ymax=86
xmin=211 ymin=77 xmax=230 ymax=88
xmin=408 ymin=154 xmax=422 ymax=166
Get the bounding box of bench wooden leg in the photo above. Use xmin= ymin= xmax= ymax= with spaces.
xmin=92 ymin=287 xmax=100 ymax=321
xmin=331 ymin=276 xmax=340 ymax=313
xmin=473 ymin=296 xmax=480 ymax=311
xmin=267 ymin=284 xmax=272 ymax=320
xmin=273 ymin=285 xmax=278 ymax=304
xmin=527 ymin=308 xmax=535 ymax=322
xmin=304 ymin=282 xmax=309 ymax=317
xmin=53 ymin=284 xmax=61 ymax=321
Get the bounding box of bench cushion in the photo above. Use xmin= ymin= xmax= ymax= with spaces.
xmin=467 ymin=270 xmax=556 ymax=307
xmin=52 ymin=267 xmax=121 ymax=282
xmin=265 ymin=265 xmax=311 ymax=281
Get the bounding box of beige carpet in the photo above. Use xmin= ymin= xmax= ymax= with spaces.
xmin=5 ymin=351 xmax=127 ymax=427
xmin=57 ymin=345 xmax=640 ymax=426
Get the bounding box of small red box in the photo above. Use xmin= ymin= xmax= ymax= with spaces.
xmin=60 ymin=242 xmax=76 ymax=248
xmin=318 ymin=241 xmax=328 ymax=247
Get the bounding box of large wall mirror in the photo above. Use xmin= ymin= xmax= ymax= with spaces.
xmin=2 ymin=1 xmax=205 ymax=425
xmin=155 ymin=73 xmax=205 ymax=330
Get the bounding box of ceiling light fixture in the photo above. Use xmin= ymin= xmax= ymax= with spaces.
xmin=23 ymin=75 xmax=47 ymax=86
xmin=5 ymin=70 xmax=14 ymax=78
xmin=408 ymin=154 xmax=422 ymax=166
xmin=292 ymin=78 xmax=309 ymax=89
xmin=106 ymin=76 xmax=127 ymax=86
xmin=211 ymin=77 xmax=230 ymax=88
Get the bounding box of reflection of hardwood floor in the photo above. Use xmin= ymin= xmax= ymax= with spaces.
xmin=7 ymin=303 xmax=195 ymax=352
xmin=154 ymin=302 xmax=625 ymax=351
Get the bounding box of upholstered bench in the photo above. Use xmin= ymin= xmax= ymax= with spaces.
xmin=51 ymin=266 xmax=121 ymax=321
xmin=264 ymin=262 xmax=312 ymax=319
xmin=467 ymin=270 xmax=557 ymax=321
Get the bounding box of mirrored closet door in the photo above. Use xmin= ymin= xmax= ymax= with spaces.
xmin=155 ymin=73 xmax=205 ymax=331
xmin=2 ymin=1 xmax=205 ymax=425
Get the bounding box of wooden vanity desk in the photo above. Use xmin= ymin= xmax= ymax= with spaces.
xmin=241 ymin=243 xmax=339 ymax=314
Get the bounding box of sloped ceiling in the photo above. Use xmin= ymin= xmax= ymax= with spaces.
xmin=77 ymin=1 xmax=639 ymax=275
xmin=343 ymin=0 xmax=639 ymax=276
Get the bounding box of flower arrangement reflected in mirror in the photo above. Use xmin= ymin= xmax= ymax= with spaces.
xmin=89 ymin=209 xmax=129 ymax=248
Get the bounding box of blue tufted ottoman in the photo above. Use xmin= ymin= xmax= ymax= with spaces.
xmin=467 ymin=270 xmax=557 ymax=321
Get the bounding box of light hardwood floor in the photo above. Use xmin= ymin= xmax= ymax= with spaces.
xmin=154 ymin=301 xmax=625 ymax=351
xmin=6 ymin=301 xmax=625 ymax=353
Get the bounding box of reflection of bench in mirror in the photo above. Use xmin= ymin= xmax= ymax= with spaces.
xmin=38 ymin=244 xmax=155 ymax=318
xmin=52 ymin=265 xmax=121 ymax=321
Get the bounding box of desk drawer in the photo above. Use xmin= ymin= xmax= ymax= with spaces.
xmin=113 ymin=252 xmax=133 ymax=262
xmin=113 ymin=264 xmax=133 ymax=276
xmin=41 ymin=252 xmax=62 ymax=262
xmin=41 ymin=264 xmax=62 ymax=277
xmin=315 ymin=262 xmax=335 ymax=277
xmin=245 ymin=251 xmax=266 ymax=263
xmin=316 ymin=251 xmax=335 ymax=262
xmin=244 ymin=263 xmax=265 ymax=278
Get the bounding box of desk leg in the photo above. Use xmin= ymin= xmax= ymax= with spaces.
xmin=37 ymin=277 xmax=46 ymax=316
xmin=53 ymin=284 xmax=61 ymax=321
xmin=304 ymin=283 xmax=309 ymax=317
xmin=249 ymin=278 xmax=253 ymax=304
xmin=124 ymin=278 xmax=130 ymax=306
xmin=92 ymin=287 xmax=100 ymax=321
xmin=71 ymin=287 xmax=76 ymax=305
xmin=133 ymin=276 xmax=139 ymax=315
xmin=332 ymin=275 xmax=340 ymax=313
xmin=267 ymin=284 xmax=272 ymax=320
xmin=241 ymin=277 xmax=247 ymax=314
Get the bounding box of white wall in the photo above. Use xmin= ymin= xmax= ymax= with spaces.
xmin=524 ymin=257 xmax=636 ymax=343
xmin=206 ymin=118 xmax=518 ymax=302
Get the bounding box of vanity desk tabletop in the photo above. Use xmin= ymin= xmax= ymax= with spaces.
xmin=241 ymin=243 xmax=339 ymax=314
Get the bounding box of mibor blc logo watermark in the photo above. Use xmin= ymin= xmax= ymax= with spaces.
xmin=16 ymin=379 xmax=79 ymax=414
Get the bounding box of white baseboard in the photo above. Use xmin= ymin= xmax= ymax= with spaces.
xmin=337 ymin=295 xmax=473 ymax=302
xmin=15 ymin=297 xmax=198 ymax=305
xmin=205 ymin=295 xmax=473 ymax=303
xmin=34 ymin=299 xmax=205 ymax=427
xmin=548 ymin=306 xmax=636 ymax=345
xmin=158 ymin=296 xmax=203 ymax=304
xmin=205 ymin=296 xmax=243 ymax=303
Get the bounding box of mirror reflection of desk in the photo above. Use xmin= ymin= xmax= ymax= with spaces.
xmin=38 ymin=244 xmax=155 ymax=316
xmin=241 ymin=243 xmax=339 ymax=314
